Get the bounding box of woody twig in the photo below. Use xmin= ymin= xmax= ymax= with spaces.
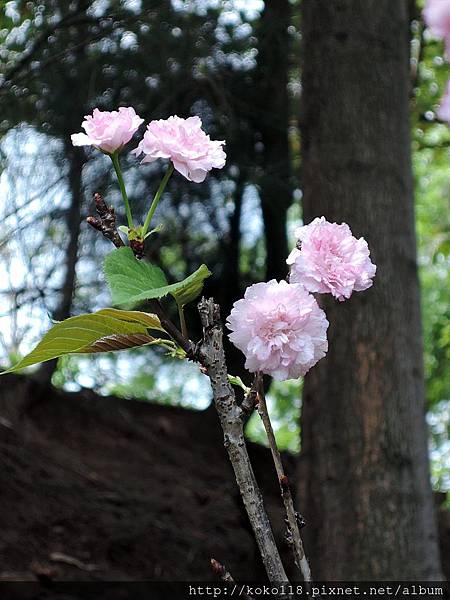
xmin=87 ymin=192 xmax=125 ymax=249
xmin=255 ymin=372 xmax=312 ymax=584
xmin=210 ymin=559 xmax=255 ymax=600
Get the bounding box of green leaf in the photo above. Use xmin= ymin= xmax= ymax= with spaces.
xmin=104 ymin=247 xmax=211 ymax=308
xmin=2 ymin=309 xmax=167 ymax=374
xmin=104 ymin=247 xmax=167 ymax=306
xmin=96 ymin=308 xmax=165 ymax=331
xmin=170 ymin=264 xmax=212 ymax=307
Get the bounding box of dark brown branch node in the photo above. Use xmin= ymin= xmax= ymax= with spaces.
xmin=87 ymin=192 xmax=125 ymax=249
xmin=129 ymin=237 xmax=144 ymax=259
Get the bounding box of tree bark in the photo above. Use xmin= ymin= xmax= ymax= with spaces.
xmin=198 ymin=298 xmax=289 ymax=584
xmin=298 ymin=0 xmax=442 ymax=580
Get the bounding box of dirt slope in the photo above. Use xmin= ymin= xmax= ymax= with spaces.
xmin=0 ymin=375 xmax=297 ymax=585
xmin=0 ymin=374 xmax=447 ymax=592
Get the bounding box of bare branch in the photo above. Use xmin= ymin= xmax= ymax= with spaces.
xmin=255 ymin=373 xmax=312 ymax=584
xmin=210 ymin=558 xmax=255 ymax=600
xmin=198 ymin=298 xmax=288 ymax=584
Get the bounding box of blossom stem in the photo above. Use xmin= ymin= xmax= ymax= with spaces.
xmin=255 ymin=372 xmax=312 ymax=585
xmin=111 ymin=152 xmax=134 ymax=229
xmin=142 ymin=162 xmax=174 ymax=236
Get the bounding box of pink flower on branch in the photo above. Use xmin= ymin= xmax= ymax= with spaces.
xmin=133 ymin=116 xmax=226 ymax=182
xmin=71 ymin=107 xmax=144 ymax=154
xmin=437 ymin=80 xmax=450 ymax=123
xmin=226 ymin=280 xmax=329 ymax=381
xmin=287 ymin=217 xmax=376 ymax=301
xmin=423 ymin=0 xmax=450 ymax=56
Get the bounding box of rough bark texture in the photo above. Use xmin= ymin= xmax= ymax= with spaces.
xmin=198 ymin=299 xmax=288 ymax=584
xmin=299 ymin=0 xmax=442 ymax=580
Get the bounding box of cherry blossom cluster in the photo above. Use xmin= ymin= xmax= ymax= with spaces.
xmin=70 ymin=107 xmax=376 ymax=383
xmin=226 ymin=219 xmax=376 ymax=381
xmin=423 ymin=0 xmax=450 ymax=122
xmin=71 ymin=107 xmax=226 ymax=182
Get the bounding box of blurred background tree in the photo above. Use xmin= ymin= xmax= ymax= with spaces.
xmin=0 ymin=0 xmax=448 ymax=575
xmin=298 ymin=0 xmax=443 ymax=579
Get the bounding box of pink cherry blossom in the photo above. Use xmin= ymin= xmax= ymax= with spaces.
xmin=437 ymin=80 xmax=450 ymax=123
xmin=133 ymin=115 xmax=226 ymax=182
xmin=226 ymin=280 xmax=328 ymax=381
xmin=71 ymin=107 xmax=144 ymax=154
xmin=423 ymin=0 xmax=450 ymax=56
xmin=287 ymin=217 xmax=376 ymax=301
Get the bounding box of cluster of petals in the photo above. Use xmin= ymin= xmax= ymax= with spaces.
xmin=423 ymin=0 xmax=450 ymax=57
xmin=286 ymin=217 xmax=376 ymax=302
xmin=71 ymin=107 xmax=144 ymax=154
xmin=133 ymin=115 xmax=226 ymax=182
xmin=226 ymin=280 xmax=329 ymax=381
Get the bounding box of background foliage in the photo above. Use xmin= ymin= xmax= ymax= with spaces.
xmin=0 ymin=0 xmax=448 ymax=489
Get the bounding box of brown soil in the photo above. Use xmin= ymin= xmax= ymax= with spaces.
xmin=0 ymin=375 xmax=297 ymax=586
xmin=0 ymin=374 xmax=448 ymax=594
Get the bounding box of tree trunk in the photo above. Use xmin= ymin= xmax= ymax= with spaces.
xmin=256 ymin=0 xmax=291 ymax=282
xmin=298 ymin=0 xmax=442 ymax=580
